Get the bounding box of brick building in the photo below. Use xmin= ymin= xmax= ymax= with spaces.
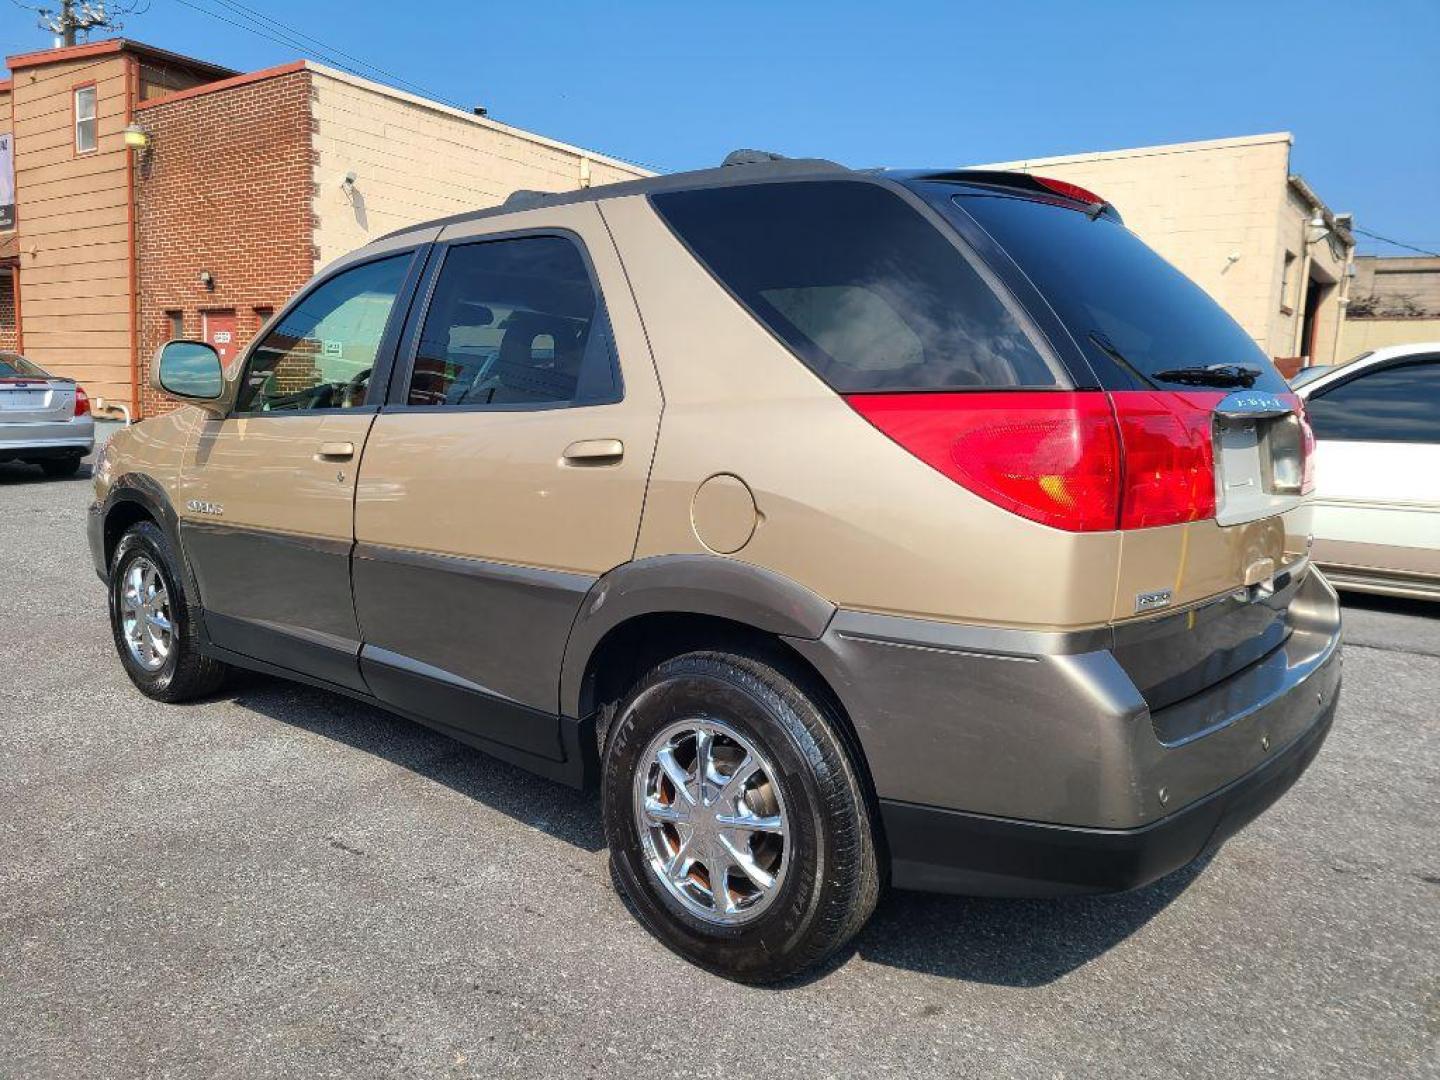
xmin=973 ymin=133 xmax=1356 ymax=375
xmin=0 ymin=39 xmax=649 ymax=417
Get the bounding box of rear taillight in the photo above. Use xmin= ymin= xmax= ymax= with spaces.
xmin=73 ymin=385 xmax=90 ymax=417
xmin=1111 ymin=391 xmax=1220 ymax=529
xmin=845 ymin=390 xmax=1221 ymax=532
xmin=1281 ymin=392 xmax=1316 ymax=494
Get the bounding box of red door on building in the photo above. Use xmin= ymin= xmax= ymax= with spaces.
xmin=202 ymin=309 xmax=238 ymax=369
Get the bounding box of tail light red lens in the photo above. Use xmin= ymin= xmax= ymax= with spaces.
xmin=845 ymin=390 xmax=1224 ymax=532
xmin=845 ymin=392 xmax=1121 ymax=531
xmin=1111 ymin=391 xmax=1220 ymax=529
xmin=73 ymin=384 xmax=91 ymax=417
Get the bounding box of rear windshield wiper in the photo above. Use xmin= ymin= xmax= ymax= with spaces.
xmin=1151 ymin=364 xmax=1261 ymax=389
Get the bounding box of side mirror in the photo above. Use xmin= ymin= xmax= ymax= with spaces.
xmin=152 ymin=340 xmax=226 ymax=413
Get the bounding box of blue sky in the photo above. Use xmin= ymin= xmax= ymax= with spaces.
xmin=3 ymin=0 xmax=1436 ymax=255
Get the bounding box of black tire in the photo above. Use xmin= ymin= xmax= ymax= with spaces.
xmin=38 ymin=455 xmax=81 ymax=478
xmin=602 ymin=650 xmax=880 ymax=983
xmin=108 ymin=520 xmax=229 ymax=702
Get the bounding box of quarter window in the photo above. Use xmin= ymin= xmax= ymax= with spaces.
xmin=406 ymin=236 xmax=618 ymax=408
xmin=1305 ymin=359 xmax=1440 ymax=443
xmin=74 ymin=85 xmax=97 ymax=153
xmin=650 ymin=181 xmax=1060 ymax=391
xmin=234 ymin=255 xmax=409 ymax=413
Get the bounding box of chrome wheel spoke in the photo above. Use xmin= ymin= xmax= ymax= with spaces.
xmin=715 ymin=810 xmax=784 ymax=834
xmin=718 ymin=834 xmax=775 ymax=891
xmin=642 ymin=796 xmax=690 ymax=827
xmin=665 ymin=827 xmax=697 ymax=884
xmin=655 ymin=746 xmax=697 ymax=806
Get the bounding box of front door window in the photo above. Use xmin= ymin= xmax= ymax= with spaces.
xmin=236 ymin=255 xmax=410 ymax=413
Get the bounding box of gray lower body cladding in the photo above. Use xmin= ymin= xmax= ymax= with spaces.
xmin=787 ymin=568 xmax=1342 ymax=895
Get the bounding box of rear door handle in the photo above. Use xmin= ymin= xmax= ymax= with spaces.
xmin=562 ymin=438 xmax=624 ymax=466
xmin=316 ymin=441 xmax=355 ymax=461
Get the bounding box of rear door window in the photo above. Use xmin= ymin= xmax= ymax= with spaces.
xmin=405 ymin=235 xmax=620 ymax=409
xmin=1305 ymin=359 xmax=1440 ymax=442
xmin=928 ymin=187 xmax=1290 ymax=394
xmin=650 ymin=180 xmax=1062 ymax=391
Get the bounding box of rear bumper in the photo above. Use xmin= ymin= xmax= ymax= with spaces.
xmin=880 ymin=692 xmax=1334 ymax=896
xmin=787 ymin=566 xmax=1343 ymax=896
xmin=0 ymin=420 xmax=94 ymax=459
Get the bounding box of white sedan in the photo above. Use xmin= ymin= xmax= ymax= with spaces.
xmin=1295 ymin=341 xmax=1440 ymax=600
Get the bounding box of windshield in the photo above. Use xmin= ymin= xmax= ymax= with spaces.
xmin=930 ymin=189 xmax=1288 ymax=393
xmin=0 ymin=352 xmax=47 ymax=379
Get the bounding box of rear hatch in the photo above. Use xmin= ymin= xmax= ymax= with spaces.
xmin=0 ymin=354 xmax=75 ymax=425
xmin=906 ymin=174 xmax=1316 ymax=712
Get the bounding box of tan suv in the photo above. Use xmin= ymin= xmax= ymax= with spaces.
xmin=90 ymin=154 xmax=1343 ymax=982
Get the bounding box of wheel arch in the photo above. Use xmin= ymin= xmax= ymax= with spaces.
xmin=561 ymin=554 xmax=837 ymax=721
xmin=564 ymin=556 xmax=889 ymax=874
xmin=101 ymin=474 xmax=198 ymax=597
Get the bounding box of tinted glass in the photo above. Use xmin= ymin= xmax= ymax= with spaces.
xmin=1305 ymin=359 xmax=1440 ymax=443
xmin=407 ymin=236 xmax=617 ymax=408
xmin=934 ymin=189 xmax=1289 ymax=394
xmin=236 ymin=255 xmax=409 ymax=413
xmin=651 ymin=181 xmax=1060 ymax=391
xmin=0 ymin=353 xmax=46 ymax=378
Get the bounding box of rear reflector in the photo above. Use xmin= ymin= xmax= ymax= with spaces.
xmin=845 ymin=390 xmax=1223 ymax=532
xmin=73 ymin=385 xmax=90 ymax=417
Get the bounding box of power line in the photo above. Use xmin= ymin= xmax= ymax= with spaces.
xmin=203 ymin=0 xmax=462 ymax=106
xmin=170 ymin=0 xmax=467 ymax=110
xmin=1352 ymin=226 xmax=1440 ymax=258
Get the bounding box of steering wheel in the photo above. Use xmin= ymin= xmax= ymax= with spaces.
xmin=342 ymin=367 xmax=372 ymax=408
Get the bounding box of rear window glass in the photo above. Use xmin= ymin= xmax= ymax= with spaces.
xmin=937 ymin=190 xmax=1287 ymax=393
xmin=650 ymin=181 xmax=1061 ymax=391
xmin=0 ymin=353 xmax=46 ymax=378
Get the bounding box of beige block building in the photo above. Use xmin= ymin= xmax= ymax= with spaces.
xmin=309 ymin=66 xmax=646 ymax=268
xmin=973 ymin=133 xmax=1356 ymax=374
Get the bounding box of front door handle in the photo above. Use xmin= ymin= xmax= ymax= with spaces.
xmin=562 ymin=438 xmax=624 ymax=466
xmin=316 ymin=441 xmax=355 ymax=461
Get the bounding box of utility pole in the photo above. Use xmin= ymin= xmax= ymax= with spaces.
xmin=36 ymin=1 xmax=126 ymax=48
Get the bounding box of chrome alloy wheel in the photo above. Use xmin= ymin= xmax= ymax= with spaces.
xmin=633 ymin=719 xmax=791 ymax=925
xmin=120 ymin=556 xmax=173 ymax=672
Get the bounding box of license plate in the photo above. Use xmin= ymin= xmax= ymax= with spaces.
xmin=0 ymin=389 xmax=45 ymax=409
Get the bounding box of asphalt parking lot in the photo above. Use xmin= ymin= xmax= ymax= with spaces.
xmin=2 ymin=435 xmax=1437 ymax=1080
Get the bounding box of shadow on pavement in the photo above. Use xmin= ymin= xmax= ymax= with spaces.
xmin=226 ymin=671 xmax=606 ymax=853
xmin=0 ymin=460 xmax=93 ymax=484
xmin=1338 ymin=590 xmax=1436 ymax=620
xmin=840 ymin=859 xmax=1204 ymax=986
xmin=226 ymin=667 xmax=1200 ymax=986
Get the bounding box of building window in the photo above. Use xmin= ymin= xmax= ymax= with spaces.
xmin=165 ymin=310 xmax=183 ymax=340
xmin=1280 ymin=251 xmax=1297 ymax=314
xmin=74 ymin=85 xmax=98 ymax=153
